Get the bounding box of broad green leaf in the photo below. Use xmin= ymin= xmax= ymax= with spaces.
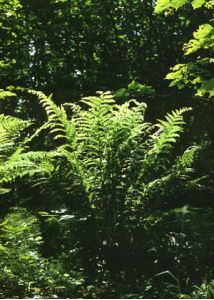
xmin=155 ymin=0 xmax=188 ymax=12
xmin=184 ymin=24 xmax=214 ymax=54
xmin=196 ymin=78 xmax=214 ymax=97
xmin=192 ymin=0 xmax=206 ymax=8
xmin=205 ymin=0 xmax=214 ymax=8
xmin=194 ymin=24 xmax=213 ymax=39
xmin=0 ymin=244 xmax=7 ymax=251
xmin=154 ymin=0 xmax=172 ymax=13
xmin=172 ymin=0 xmax=188 ymax=9
xmin=0 ymin=187 xmax=11 ymax=194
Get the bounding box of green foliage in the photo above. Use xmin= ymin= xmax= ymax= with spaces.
xmin=183 ymin=24 xmax=214 ymax=55
xmin=191 ymin=280 xmax=214 ymax=298
xmin=155 ymin=0 xmax=213 ymax=12
xmin=154 ymin=0 xmax=188 ymax=13
xmin=115 ymin=81 xmax=155 ymax=102
xmin=0 ymin=89 xmax=212 ymax=298
xmin=0 ymin=89 xmax=16 ymax=100
xmin=152 ymin=107 xmax=191 ymax=153
xmin=0 ymin=208 xmax=84 ymax=298
xmin=0 ymin=0 xmax=213 ymax=296
xmin=0 ymin=112 xmax=30 ymax=193
xmin=165 ymin=59 xmax=214 ymax=97
xmin=0 ymin=112 xmax=52 ymax=193
xmin=0 ymin=208 xmax=46 ymax=297
xmin=29 ymin=90 xmax=76 ymax=144
xmin=0 ymin=0 xmax=192 ymax=117
xmin=29 ymin=91 xmax=197 ymax=213
xmin=155 ymin=0 xmax=214 ymax=99
xmin=165 ymin=59 xmax=214 ymax=98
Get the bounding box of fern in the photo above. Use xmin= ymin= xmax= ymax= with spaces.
xmin=140 ymin=108 xmax=192 ymax=179
xmin=152 ymin=107 xmax=191 ymax=154
xmin=0 ymin=91 xmax=201 ymax=241
xmin=0 ymin=101 xmax=54 ymax=193
xmin=0 ymin=151 xmax=55 ymax=186
xmin=0 ymin=114 xmax=30 ymax=144
xmin=0 ymin=89 xmax=16 ymax=100
xmin=29 ymin=90 xmax=76 ymax=147
xmin=26 ymin=91 xmax=198 ymax=212
xmin=173 ymin=146 xmax=198 ymax=178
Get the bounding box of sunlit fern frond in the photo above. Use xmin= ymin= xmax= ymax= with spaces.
xmin=152 ymin=107 xmax=192 ymax=154
xmin=0 ymin=114 xmax=31 ymax=143
xmin=0 ymin=151 xmax=56 ymax=186
xmin=29 ymin=90 xmax=76 ymax=147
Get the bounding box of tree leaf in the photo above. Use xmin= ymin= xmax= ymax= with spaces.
xmin=192 ymin=0 xmax=206 ymax=8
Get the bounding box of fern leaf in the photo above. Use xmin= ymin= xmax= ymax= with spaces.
xmin=29 ymin=90 xmax=76 ymax=146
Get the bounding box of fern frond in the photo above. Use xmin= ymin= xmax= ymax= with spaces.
xmin=0 ymin=89 xmax=16 ymax=100
xmin=29 ymin=90 xmax=76 ymax=146
xmin=152 ymin=107 xmax=192 ymax=154
xmin=0 ymin=114 xmax=32 ymax=168
xmin=0 ymin=188 xmax=11 ymax=194
xmin=0 ymin=151 xmax=56 ymax=185
xmin=135 ymin=107 xmax=193 ymax=183
xmin=173 ymin=146 xmax=199 ymax=178
xmin=0 ymin=114 xmax=31 ymax=143
xmin=23 ymin=122 xmax=50 ymax=146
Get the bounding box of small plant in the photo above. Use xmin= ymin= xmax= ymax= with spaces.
xmin=192 ymin=280 xmax=214 ymax=299
xmin=0 ymin=208 xmax=85 ymax=298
